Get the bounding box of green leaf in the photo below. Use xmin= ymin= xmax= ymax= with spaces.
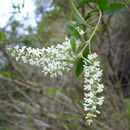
xmin=70 ymin=36 xmax=76 ymax=53
xmin=104 ymin=2 xmax=128 ymax=15
xmin=76 ymin=0 xmax=89 ymax=9
xmin=96 ymin=0 xmax=108 ymax=12
xmin=65 ymin=24 xmax=81 ymax=39
xmin=65 ymin=24 xmax=74 ymax=34
xmin=75 ymin=58 xmax=84 ymax=77
xmin=75 ymin=45 xmax=89 ymax=77
xmin=71 ymin=28 xmax=81 ymax=39
xmin=68 ymin=0 xmax=92 ymax=27
xmin=82 ymin=44 xmax=90 ymax=57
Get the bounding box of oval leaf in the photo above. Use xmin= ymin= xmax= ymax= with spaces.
xmin=75 ymin=58 xmax=84 ymax=77
xmin=70 ymin=36 xmax=76 ymax=53
xmin=96 ymin=0 xmax=108 ymax=12
xmin=75 ymin=45 xmax=89 ymax=77
xmin=104 ymin=2 xmax=128 ymax=15
xmin=68 ymin=0 xmax=92 ymax=28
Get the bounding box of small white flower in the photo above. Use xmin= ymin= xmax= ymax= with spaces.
xmin=84 ymin=98 xmax=93 ymax=104
xmin=89 ymin=66 xmax=95 ymax=72
xmin=93 ymin=74 xmax=98 ymax=80
xmin=94 ymin=61 xmax=100 ymax=67
xmin=97 ymin=84 xmax=104 ymax=93
xmin=98 ymin=97 xmax=104 ymax=105
xmin=65 ymin=36 xmax=69 ymax=41
xmin=76 ymin=27 xmax=80 ymax=31
xmin=84 ymin=84 xmax=91 ymax=91
xmin=88 ymin=55 xmax=93 ymax=60
xmin=79 ymin=30 xmax=84 ymax=35
xmin=88 ymin=92 xmax=94 ymax=98
xmin=92 ymin=106 xmax=96 ymax=110
xmin=92 ymin=53 xmax=98 ymax=58
xmin=84 ymin=103 xmax=89 ymax=111
xmin=88 ymin=78 xmax=94 ymax=84
xmin=84 ymin=72 xmax=90 ymax=77
xmin=14 ymin=45 xmax=19 ymax=50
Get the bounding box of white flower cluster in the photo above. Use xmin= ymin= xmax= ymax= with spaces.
xmin=83 ymin=53 xmax=104 ymax=125
xmin=8 ymin=37 xmax=81 ymax=78
xmin=7 ymin=36 xmax=104 ymax=124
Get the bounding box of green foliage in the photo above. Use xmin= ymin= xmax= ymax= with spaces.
xmin=96 ymin=0 xmax=108 ymax=12
xmin=84 ymin=9 xmax=98 ymax=20
xmin=70 ymin=36 xmax=76 ymax=53
xmin=104 ymin=2 xmax=128 ymax=15
xmin=0 ymin=70 xmax=10 ymax=78
xmin=68 ymin=0 xmax=92 ymax=28
xmin=76 ymin=0 xmax=89 ymax=9
xmin=75 ymin=45 xmax=89 ymax=77
xmin=65 ymin=24 xmax=75 ymax=34
xmin=68 ymin=0 xmax=127 ymax=78
xmin=68 ymin=0 xmax=86 ymax=25
xmin=75 ymin=58 xmax=84 ymax=77
xmin=125 ymin=99 xmax=130 ymax=124
xmin=65 ymin=24 xmax=81 ymax=39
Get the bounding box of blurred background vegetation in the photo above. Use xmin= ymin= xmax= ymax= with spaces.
xmin=0 ymin=0 xmax=130 ymax=130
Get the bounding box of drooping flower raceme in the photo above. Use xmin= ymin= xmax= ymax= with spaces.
xmin=83 ymin=53 xmax=104 ymax=125
xmin=8 ymin=37 xmax=81 ymax=78
xmin=7 ymin=36 xmax=104 ymax=125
